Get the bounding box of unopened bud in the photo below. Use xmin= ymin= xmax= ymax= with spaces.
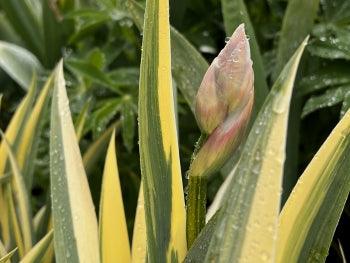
xmin=195 ymin=24 xmax=253 ymax=134
xmin=191 ymin=24 xmax=254 ymax=177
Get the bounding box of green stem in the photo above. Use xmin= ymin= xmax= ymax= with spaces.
xmin=186 ymin=134 xmax=208 ymax=248
xmin=186 ymin=175 xmax=207 ymax=249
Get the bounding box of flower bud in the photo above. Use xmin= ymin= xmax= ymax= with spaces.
xmin=195 ymin=24 xmax=253 ymax=134
xmin=191 ymin=24 xmax=254 ymax=177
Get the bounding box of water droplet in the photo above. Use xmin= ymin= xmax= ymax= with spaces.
xmin=225 ymin=37 xmax=231 ymax=43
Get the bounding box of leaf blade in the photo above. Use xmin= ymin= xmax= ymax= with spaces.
xmin=138 ymin=0 xmax=186 ymax=261
xmin=20 ymin=230 xmax=53 ymax=263
xmin=50 ymin=61 xmax=100 ymax=262
xmin=277 ymin=107 xmax=350 ymax=262
xmin=99 ymin=131 xmax=131 ymax=262
xmin=0 ymin=41 xmax=42 ymax=90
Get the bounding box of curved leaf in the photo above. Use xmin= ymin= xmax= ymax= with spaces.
xmin=0 ymin=0 xmax=43 ymax=60
xmin=277 ymin=107 xmax=350 ymax=262
xmin=0 ymin=41 xmax=43 ymax=89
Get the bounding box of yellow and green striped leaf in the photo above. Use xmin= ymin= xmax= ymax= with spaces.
xmin=6 ymin=185 xmax=25 ymax=258
xmin=131 ymin=184 xmax=146 ymax=263
xmin=17 ymin=73 xmax=54 ymax=187
xmin=0 ymin=75 xmax=36 ymax=176
xmin=138 ymin=0 xmax=186 ymax=261
xmin=0 ymin=76 xmax=36 ymax=246
xmin=203 ymin=39 xmax=308 ymax=263
xmin=50 ymin=61 xmax=100 ymax=262
xmin=0 ymin=132 xmax=33 ymax=256
xmin=277 ymin=109 xmax=350 ymax=262
xmin=99 ymin=130 xmax=131 ymax=262
xmin=126 ymin=0 xmax=208 ymax=114
xmin=0 ymin=248 xmax=17 ymax=263
xmin=83 ymin=121 xmax=120 ymax=176
xmin=20 ymin=230 xmax=53 ymax=263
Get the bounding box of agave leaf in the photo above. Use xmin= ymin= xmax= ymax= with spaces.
xmin=0 ymin=0 xmax=44 ymax=60
xmin=277 ymin=110 xmax=350 ymax=261
xmin=0 ymin=78 xmax=36 ymax=248
xmin=99 ymin=131 xmax=131 ymax=262
xmin=220 ymin=0 xmax=268 ymax=114
xmin=0 ymin=248 xmax=17 ymax=263
xmin=131 ymin=184 xmax=146 ymax=263
xmin=20 ymin=230 xmax=53 ymax=263
xmin=0 ymin=41 xmax=42 ymax=90
xmin=17 ymin=74 xmax=54 ymax=187
xmin=138 ymin=0 xmax=186 ymax=261
xmin=204 ymin=39 xmax=308 ymax=263
xmin=82 ymin=121 xmax=121 ymax=176
xmin=50 ymin=61 xmax=100 ymax=262
xmin=126 ymin=0 xmax=208 ymax=113
xmin=0 ymin=132 xmax=33 ymax=255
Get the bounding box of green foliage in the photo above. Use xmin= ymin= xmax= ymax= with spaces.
xmin=0 ymin=0 xmax=349 ymax=262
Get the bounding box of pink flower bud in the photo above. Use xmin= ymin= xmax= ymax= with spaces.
xmin=191 ymin=24 xmax=254 ymax=177
xmin=195 ymin=24 xmax=253 ymax=134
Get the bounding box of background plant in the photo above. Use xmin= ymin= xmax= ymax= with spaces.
xmin=0 ymin=0 xmax=349 ymax=262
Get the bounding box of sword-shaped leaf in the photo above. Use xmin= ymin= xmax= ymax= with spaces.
xmin=50 ymin=61 xmax=100 ymax=262
xmin=137 ymin=0 xmax=186 ymax=261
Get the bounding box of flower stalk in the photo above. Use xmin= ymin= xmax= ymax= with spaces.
xmin=186 ymin=24 xmax=254 ymax=248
